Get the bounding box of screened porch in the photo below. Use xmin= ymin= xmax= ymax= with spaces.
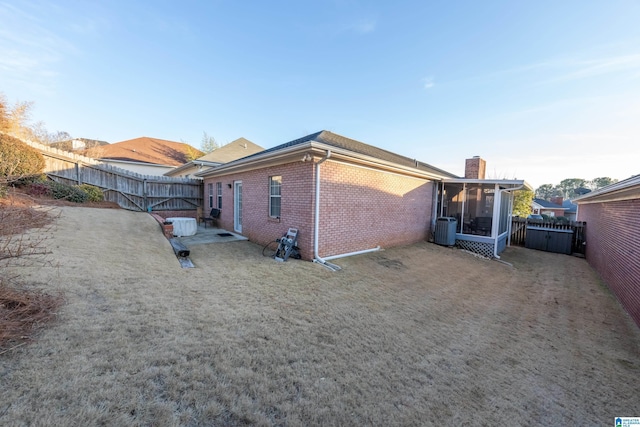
xmin=436 ymin=179 xmax=531 ymax=258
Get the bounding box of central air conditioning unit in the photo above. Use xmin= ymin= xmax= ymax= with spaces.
xmin=434 ymin=217 xmax=457 ymax=246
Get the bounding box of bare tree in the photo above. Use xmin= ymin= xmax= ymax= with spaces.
xmin=200 ymin=131 xmax=219 ymax=153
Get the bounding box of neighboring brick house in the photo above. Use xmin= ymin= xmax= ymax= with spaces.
xmin=197 ymin=131 xmax=458 ymax=264
xmin=531 ymin=198 xmax=566 ymax=217
xmin=574 ymin=175 xmax=640 ymax=327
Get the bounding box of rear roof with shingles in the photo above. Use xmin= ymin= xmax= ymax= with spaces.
xmin=533 ymin=198 xmax=564 ymax=209
xmin=239 ymin=130 xmax=458 ymax=178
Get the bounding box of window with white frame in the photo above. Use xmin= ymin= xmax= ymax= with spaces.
xmin=269 ymin=176 xmax=281 ymax=218
xmin=216 ymin=182 xmax=222 ymax=209
xmin=208 ymin=183 xmax=214 ymax=208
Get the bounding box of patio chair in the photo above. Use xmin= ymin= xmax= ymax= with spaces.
xmin=200 ymin=208 xmax=220 ymax=228
xmin=472 ymin=217 xmax=492 ymax=235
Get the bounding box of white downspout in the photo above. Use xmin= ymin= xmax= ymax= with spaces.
xmin=323 ymin=246 xmax=381 ymax=261
xmin=313 ymin=150 xmax=341 ymax=271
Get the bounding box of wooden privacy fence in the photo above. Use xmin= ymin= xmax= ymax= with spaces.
xmin=26 ymin=140 xmax=203 ymax=212
xmin=510 ymin=217 xmax=586 ymax=255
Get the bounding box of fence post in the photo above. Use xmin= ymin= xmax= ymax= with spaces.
xmin=75 ymin=162 xmax=81 ymax=184
xmin=143 ymin=178 xmax=148 ymax=212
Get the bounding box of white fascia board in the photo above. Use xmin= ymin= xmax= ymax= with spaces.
xmin=309 ymin=142 xmax=455 ymax=180
xmin=196 ymin=140 xmax=454 ymax=180
xmin=195 ymin=142 xmax=314 ymax=177
xmin=443 ymin=178 xmax=532 ymax=191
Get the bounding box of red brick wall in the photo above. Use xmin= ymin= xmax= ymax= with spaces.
xmin=203 ymin=162 xmax=316 ymax=259
xmin=465 ymin=157 xmax=486 ymax=179
xmin=318 ymin=161 xmax=434 ymax=257
xmin=578 ymin=199 xmax=640 ymax=327
xmin=203 ymin=160 xmax=435 ymax=261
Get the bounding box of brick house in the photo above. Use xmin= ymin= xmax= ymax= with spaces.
xmin=197 ymin=131 xmax=458 ymax=265
xmin=574 ymin=175 xmax=640 ymax=327
xmin=531 ymin=198 xmax=566 ymax=217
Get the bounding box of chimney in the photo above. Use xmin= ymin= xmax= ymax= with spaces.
xmin=550 ymin=196 xmax=563 ymax=206
xmin=465 ymin=156 xmax=486 ymax=179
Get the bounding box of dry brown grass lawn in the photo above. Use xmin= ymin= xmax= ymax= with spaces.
xmin=1 ymin=205 xmax=639 ymax=425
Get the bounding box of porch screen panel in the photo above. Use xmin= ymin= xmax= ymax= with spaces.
xmin=466 ymin=184 xmax=494 ymax=236
xmin=499 ymin=191 xmax=511 ymax=234
xmin=441 ymin=183 xmax=464 ymax=233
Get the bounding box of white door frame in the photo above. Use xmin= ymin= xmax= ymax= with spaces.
xmin=234 ymin=181 xmax=242 ymax=233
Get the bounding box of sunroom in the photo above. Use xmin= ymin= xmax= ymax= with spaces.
xmin=436 ymin=179 xmax=532 ymax=258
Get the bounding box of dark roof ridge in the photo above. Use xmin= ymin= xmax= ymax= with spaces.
xmin=236 ymin=130 xmax=457 ymax=178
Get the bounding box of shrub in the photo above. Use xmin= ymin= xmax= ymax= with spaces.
xmin=77 ymin=184 xmax=104 ymax=202
xmin=0 ymin=134 xmax=45 ymax=178
xmin=49 ymin=182 xmax=88 ymax=203
xmin=13 ymin=174 xmax=47 ymax=187
xmin=27 ymin=181 xmax=106 ymax=203
xmin=27 ymin=181 xmax=53 ymax=197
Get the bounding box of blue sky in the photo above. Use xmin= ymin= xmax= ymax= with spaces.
xmin=1 ymin=0 xmax=639 ymax=189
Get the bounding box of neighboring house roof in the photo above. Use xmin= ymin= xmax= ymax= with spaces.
xmin=532 ymin=198 xmax=565 ymax=210
xmin=197 ymin=130 xmax=458 ymax=180
xmin=165 ymin=137 xmax=264 ymax=177
xmin=199 ymin=138 xmax=264 ymax=163
xmin=562 ymin=199 xmax=577 ymax=214
xmin=574 ymin=174 xmax=640 ymax=204
xmin=574 ymin=187 xmax=591 ymax=196
xmin=94 ymin=137 xmax=203 ymax=166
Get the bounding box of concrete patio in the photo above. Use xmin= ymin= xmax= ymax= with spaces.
xmin=174 ymin=223 xmax=248 ymax=246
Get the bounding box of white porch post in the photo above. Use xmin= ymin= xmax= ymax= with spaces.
xmin=492 ymin=183 xmax=501 ymax=256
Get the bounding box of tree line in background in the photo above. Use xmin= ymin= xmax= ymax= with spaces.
xmin=535 ymin=177 xmax=618 ymax=200
xmin=510 ymin=177 xmax=618 ymax=219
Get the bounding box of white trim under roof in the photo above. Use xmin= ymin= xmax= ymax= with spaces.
xmin=443 ymin=178 xmax=533 ymax=190
xmin=197 ymin=141 xmax=456 ymax=181
xmin=164 ymin=160 xmax=223 ymax=176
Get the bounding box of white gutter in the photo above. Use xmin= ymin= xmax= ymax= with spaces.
xmin=313 ymin=151 xmax=342 ymax=271
xmin=197 ymin=140 xmax=455 ymax=181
